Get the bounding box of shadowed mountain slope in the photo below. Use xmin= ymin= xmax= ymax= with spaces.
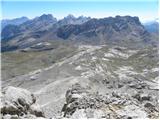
xmin=1 ymin=15 xmax=158 ymax=52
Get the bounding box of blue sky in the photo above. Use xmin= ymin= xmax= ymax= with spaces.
xmin=1 ymin=0 xmax=158 ymax=22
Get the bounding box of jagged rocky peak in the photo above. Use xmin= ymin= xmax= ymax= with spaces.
xmin=35 ymin=14 xmax=57 ymax=22
xmin=12 ymin=16 xmax=29 ymax=22
xmin=64 ymin=14 xmax=76 ymax=19
xmin=115 ymin=15 xmax=140 ymax=23
xmin=57 ymin=15 xmax=147 ymax=41
xmin=77 ymin=15 xmax=91 ymax=22
xmin=143 ymin=19 xmax=159 ymax=33
xmin=94 ymin=15 xmax=142 ymax=26
xmin=64 ymin=14 xmax=90 ymax=20
xmin=116 ymin=16 xmax=141 ymax=25
xmin=1 ymin=16 xmax=29 ymax=29
xmin=1 ymin=15 xmax=158 ymax=52
xmin=18 ymin=14 xmax=58 ymax=31
xmin=78 ymin=15 xmax=91 ymax=19
xmin=59 ymin=14 xmax=91 ymax=25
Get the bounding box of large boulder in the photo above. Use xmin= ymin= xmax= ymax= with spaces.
xmin=1 ymin=86 xmax=45 ymax=119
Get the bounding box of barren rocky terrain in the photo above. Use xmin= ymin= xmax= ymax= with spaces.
xmin=1 ymin=14 xmax=159 ymax=119
xmin=1 ymin=45 xmax=159 ymax=119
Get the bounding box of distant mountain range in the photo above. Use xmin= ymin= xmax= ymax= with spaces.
xmin=143 ymin=20 xmax=159 ymax=33
xmin=1 ymin=14 xmax=159 ymax=52
xmin=1 ymin=17 xmax=29 ymax=29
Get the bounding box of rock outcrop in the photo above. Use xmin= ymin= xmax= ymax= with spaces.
xmin=0 ymin=86 xmax=45 ymax=119
xmin=61 ymin=83 xmax=158 ymax=119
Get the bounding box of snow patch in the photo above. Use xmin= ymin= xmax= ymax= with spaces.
xmin=104 ymin=53 xmax=114 ymax=57
xmin=102 ymin=58 xmax=109 ymax=61
xmin=151 ymin=68 xmax=159 ymax=72
xmin=75 ymin=66 xmax=83 ymax=70
xmin=37 ymin=42 xmax=51 ymax=46
xmin=91 ymin=56 xmax=97 ymax=61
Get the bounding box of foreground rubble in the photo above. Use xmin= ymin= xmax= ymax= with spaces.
xmin=60 ymin=83 xmax=159 ymax=119
xmin=1 ymin=84 xmax=158 ymax=119
xmin=0 ymin=86 xmax=45 ymax=119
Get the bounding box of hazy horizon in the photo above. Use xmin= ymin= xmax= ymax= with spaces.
xmin=1 ymin=13 xmax=159 ymax=23
xmin=1 ymin=0 xmax=158 ymax=22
